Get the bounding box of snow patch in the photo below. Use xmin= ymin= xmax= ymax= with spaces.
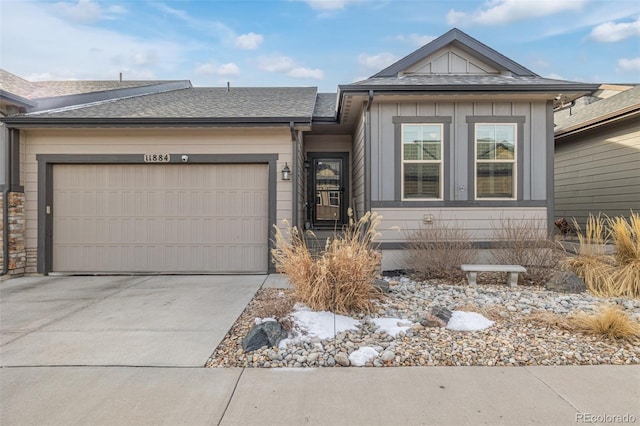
xmin=348 ymin=346 xmax=379 ymax=367
xmin=290 ymin=310 xmax=360 ymax=340
xmin=446 ymin=311 xmax=494 ymax=331
xmin=371 ymin=317 xmax=413 ymax=337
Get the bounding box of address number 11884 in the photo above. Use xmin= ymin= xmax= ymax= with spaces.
xmin=144 ymin=154 xmax=170 ymax=163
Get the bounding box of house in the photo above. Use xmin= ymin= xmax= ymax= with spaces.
xmin=0 ymin=28 xmax=597 ymax=276
xmin=554 ymin=84 xmax=640 ymax=231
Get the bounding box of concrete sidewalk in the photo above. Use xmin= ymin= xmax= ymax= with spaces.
xmin=1 ymin=365 xmax=638 ymax=425
xmin=1 ymin=275 xmax=638 ymax=425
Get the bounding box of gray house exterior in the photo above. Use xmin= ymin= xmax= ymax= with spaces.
xmin=554 ymin=85 xmax=640 ymax=230
xmin=0 ymin=28 xmax=597 ymax=276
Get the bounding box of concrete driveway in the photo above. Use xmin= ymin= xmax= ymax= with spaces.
xmin=0 ymin=275 xmax=265 ymax=367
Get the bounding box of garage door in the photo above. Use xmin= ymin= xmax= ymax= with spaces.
xmin=52 ymin=163 xmax=269 ymax=273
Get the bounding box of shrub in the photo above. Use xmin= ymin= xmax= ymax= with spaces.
xmin=405 ymin=220 xmax=478 ymax=282
xmin=491 ymin=217 xmax=563 ymax=285
xmin=570 ymin=305 xmax=640 ymax=342
xmin=271 ymin=211 xmax=383 ymax=314
xmin=608 ymin=213 xmax=640 ymax=298
xmin=252 ymin=289 xmax=296 ymax=331
xmin=565 ymin=212 xmax=639 ymax=298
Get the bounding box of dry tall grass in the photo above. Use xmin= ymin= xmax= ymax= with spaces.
xmin=491 ymin=217 xmax=563 ymax=285
xmin=565 ymin=212 xmax=640 ymax=298
xmin=608 ymin=214 xmax=640 ymax=298
xmin=570 ymin=305 xmax=640 ymax=342
xmin=405 ymin=220 xmax=478 ymax=281
xmin=271 ymin=211 xmax=383 ymax=314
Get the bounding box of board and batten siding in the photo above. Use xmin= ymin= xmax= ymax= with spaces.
xmin=368 ymin=100 xmax=550 ymax=244
xmin=555 ymin=119 xmax=640 ymax=229
xmin=352 ymin=110 xmax=366 ymax=218
xmin=21 ymin=127 xmax=293 ymax=273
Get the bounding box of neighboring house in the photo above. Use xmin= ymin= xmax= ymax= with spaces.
xmin=0 ymin=28 xmax=597 ymax=276
xmin=554 ymin=84 xmax=640 ymax=231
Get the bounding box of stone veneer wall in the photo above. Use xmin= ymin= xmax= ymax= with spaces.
xmin=0 ymin=192 xmax=26 ymax=276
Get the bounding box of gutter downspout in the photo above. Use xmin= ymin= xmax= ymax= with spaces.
xmin=290 ymin=122 xmax=299 ymax=228
xmin=1 ymin=125 xmax=11 ymax=276
xmin=364 ymin=90 xmax=374 ymax=213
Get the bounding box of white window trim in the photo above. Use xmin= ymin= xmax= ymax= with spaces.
xmin=474 ymin=123 xmax=517 ymax=200
xmin=401 ymin=123 xmax=444 ymax=201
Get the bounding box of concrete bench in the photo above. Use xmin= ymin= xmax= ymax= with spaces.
xmin=460 ymin=264 xmax=527 ymax=287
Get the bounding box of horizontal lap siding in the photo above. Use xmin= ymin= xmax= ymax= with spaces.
xmin=555 ymin=120 xmax=640 ymax=229
xmin=374 ymin=207 xmax=547 ymax=242
xmin=22 ymin=128 xmax=293 ymax=273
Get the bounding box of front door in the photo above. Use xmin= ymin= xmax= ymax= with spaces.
xmin=308 ymin=153 xmax=349 ymax=227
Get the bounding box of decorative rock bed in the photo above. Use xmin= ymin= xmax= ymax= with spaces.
xmin=206 ymin=276 xmax=640 ymax=368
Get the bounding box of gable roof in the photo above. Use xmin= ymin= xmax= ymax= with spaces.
xmin=373 ymin=28 xmax=536 ymax=78
xmin=555 ymin=85 xmax=640 ymax=137
xmin=0 ymin=68 xmax=192 ymax=113
xmin=3 ymin=87 xmax=318 ymax=127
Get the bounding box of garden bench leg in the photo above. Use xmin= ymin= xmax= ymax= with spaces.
xmin=467 ymin=271 xmax=477 ymax=286
xmin=507 ymin=272 xmax=519 ymax=287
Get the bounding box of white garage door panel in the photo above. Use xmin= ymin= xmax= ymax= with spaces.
xmin=52 ymin=164 xmax=269 ymax=273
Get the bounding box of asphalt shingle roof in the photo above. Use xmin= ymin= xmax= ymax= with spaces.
xmin=28 ymin=87 xmax=319 ymax=120
xmin=313 ymin=93 xmax=337 ymax=119
xmin=346 ymin=74 xmax=591 ymax=88
xmin=555 ymin=85 xmax=640 ymax=133
xmin=0 ymin=69 xmax=182 ymax=100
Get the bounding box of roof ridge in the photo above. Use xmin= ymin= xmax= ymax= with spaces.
xmin=25 ymin=86 xmax=192 ymax=116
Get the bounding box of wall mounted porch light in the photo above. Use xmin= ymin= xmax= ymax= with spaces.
xmin=281 ymin=162 xmax=291 ymax=180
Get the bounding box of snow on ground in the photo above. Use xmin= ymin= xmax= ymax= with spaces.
xmin=277 ymin=304 xmax=491 ymax=350
xmin=371 ymin=317 xmax=414 ymax=337
xmin=446 ymin=311 xmax=494 ymax=331
xmin=289 ymin=309 xmax=360 ymax=340
xmin=348 ymin=346 xmax=379 ymax=366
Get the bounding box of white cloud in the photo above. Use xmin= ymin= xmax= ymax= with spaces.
xmin=287 ymin=67 xmax=324 ymax=79
xmin=543 ymin=73 xmax=565 ymax=81
xmin=195 ymin=62 xmax=240 ymax=76
xmin=589 ymin=18 xmax=640 ymax=42
xmin=258 ymin=55 xmax=295 ymax=72
xmin=395 ymin=33 xmax=436 ymax=47
xmin=357 ymin=53 xmax=398 ymax=70
xmin=53 ymin=0 xmax=126 ymax=24
xmin=447 ymin=0 xmax=588 ymax=26
xmin=617 ymin=57 xmax=640 ymax=72
xmin=1 ymin=1 xmax=184 ymax=81
xmin=301 ymin=0 xmax=364 ymax=11
xmin=235 ymin=32 xmax=264 ymax=50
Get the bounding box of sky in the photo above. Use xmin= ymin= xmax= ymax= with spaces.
xmin=1 ymin=0 xmax=639 ymax=92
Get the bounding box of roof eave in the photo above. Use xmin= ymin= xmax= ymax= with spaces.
xmin=338 ymin=83 xmax=600 ymax=93
xmin=0 ymin=90 xmax=37 ymax=108
xmin=555 ymin=107 xmax=640 ymax=139
xmin=0 ymin=116 xmax=313 ymax=129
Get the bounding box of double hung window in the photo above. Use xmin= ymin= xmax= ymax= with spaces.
xmin=475 ymin=123 xmax=516 ymax=199
xmin=401 ymin=123 xmax=443 ymax=200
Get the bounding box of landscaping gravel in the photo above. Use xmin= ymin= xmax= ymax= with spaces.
xmin=206 ymin=276 xmax=640 ymax=368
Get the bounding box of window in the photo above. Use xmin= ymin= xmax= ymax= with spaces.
xmin=329 ymin=191 xmax=340 ymax=206
xmin=475 ymin=123 xmax=516 ymax=199
xmin=401 ymin=123 xmax=443 ymax=200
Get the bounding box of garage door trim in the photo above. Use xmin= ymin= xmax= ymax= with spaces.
xmin=36 ymin=154 xmax=278 ymax=274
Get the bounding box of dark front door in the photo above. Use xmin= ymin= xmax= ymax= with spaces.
xmin=308 ymin=153 xmax=349 ymax=227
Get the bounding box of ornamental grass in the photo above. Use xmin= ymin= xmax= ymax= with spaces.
xmin=271 ymin=211 xmax=384 ymax=315
xmin=570 ymin=305 xmax=640 ymax=342
xmin=565 ymin=212 xmax=640 ymax=298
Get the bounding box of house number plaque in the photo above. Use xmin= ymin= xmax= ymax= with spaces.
xmin=144 ymin=154 xmax=170 ymax=163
